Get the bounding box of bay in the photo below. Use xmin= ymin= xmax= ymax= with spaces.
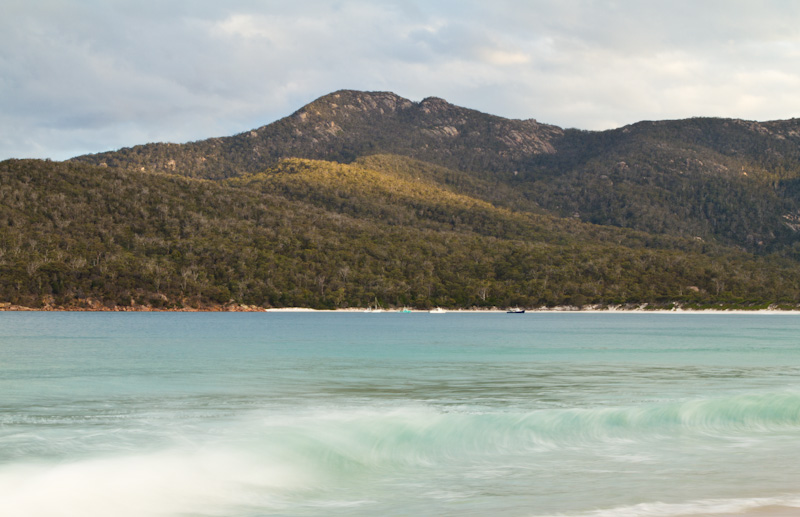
xmin=2 ymin=312 xmax=800 ymax=516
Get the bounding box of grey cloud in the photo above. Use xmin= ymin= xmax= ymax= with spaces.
xmin=3 ymin=0 xmax=800 ymax=160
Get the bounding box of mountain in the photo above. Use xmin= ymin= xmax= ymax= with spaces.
xmin=72 ymin=90 xmax=800 ymax=252
xmin=4 ymin=89 xmax=800 ymax=310
xmin=71 ymin=90 xmax=562 ymax=180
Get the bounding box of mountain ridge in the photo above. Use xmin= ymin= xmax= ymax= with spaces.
xmin=70 ymin=89 xmax=563 ymax=178
xmin=71 ymin=90 xmax=800 ymax=179
xmin=68 ymin=89 xmax=800 ymax=251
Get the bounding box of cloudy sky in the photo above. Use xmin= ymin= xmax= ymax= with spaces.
xmin=3 ymin=0 xmax=800 ymax=161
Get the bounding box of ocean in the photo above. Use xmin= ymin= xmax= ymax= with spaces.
xmin=2 ymin=312 xmax=800 ymax=516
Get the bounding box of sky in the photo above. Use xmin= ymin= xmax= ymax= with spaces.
xmin=3 ymin=0 xmax=800 ymax=161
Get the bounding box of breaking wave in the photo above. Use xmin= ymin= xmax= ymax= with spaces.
xmin=3 ymin=391 xmax=800 ymax=516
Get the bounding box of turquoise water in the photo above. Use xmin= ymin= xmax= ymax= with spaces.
xmin=2 ymin=312 xmax=800 ymax=516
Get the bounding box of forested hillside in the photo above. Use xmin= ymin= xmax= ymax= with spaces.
xmin=2 ymin=158 xmax=800 ymax=310
xmin=72 ymin=91 xmax=800 ymax=252
xmin=5 ymin=90 xmax=800 ymax=309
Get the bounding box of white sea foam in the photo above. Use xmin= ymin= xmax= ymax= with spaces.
xmin=0 ymin=448 xmax=310 ymax=517
xmin=539 ymin=496 xmax=800 ymax=517
xmin=6 ymin=397 xmax=800 ymax=516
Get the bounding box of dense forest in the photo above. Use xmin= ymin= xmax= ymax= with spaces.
xmin=4 ymin=90 xmax=800 ymax=310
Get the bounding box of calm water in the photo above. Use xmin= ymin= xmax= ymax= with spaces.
xmin=2 ymin=312 xmax=800 ymax=516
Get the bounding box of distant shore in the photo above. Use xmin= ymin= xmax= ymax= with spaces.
xmin=2 ymin=303 xmax=800 ymax=314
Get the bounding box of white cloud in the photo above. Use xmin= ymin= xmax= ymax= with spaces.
xmin=478 ymin=48 xmax=530 ymax=66
xmin=215 ymin=14 xmax=272 ymax=39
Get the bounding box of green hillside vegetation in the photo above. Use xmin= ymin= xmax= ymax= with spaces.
xmin=2 ymin=158 xmax=800 ymax=310
xmin=71 ymin=91 xmax=800 ymax=255
xmin=353 ymin=154 xmax=540 ymax=213
xmin=236 ymin=157 xmax=725 ymax=254
xmin=517 ymin=121 xmax=800 ymax=250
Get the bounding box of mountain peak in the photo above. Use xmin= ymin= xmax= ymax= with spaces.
xmin=72 ymin=89 xmax=563 ymax=179
xmin=294 ymin=90 xmax=414 ymax=120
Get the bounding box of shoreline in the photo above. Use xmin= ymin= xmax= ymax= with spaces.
xmin=2 ymin=304 xmax=800 ymax=314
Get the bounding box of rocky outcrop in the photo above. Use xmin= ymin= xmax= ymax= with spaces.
xmin=72 ymin=89 xmax=563 ymax=179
